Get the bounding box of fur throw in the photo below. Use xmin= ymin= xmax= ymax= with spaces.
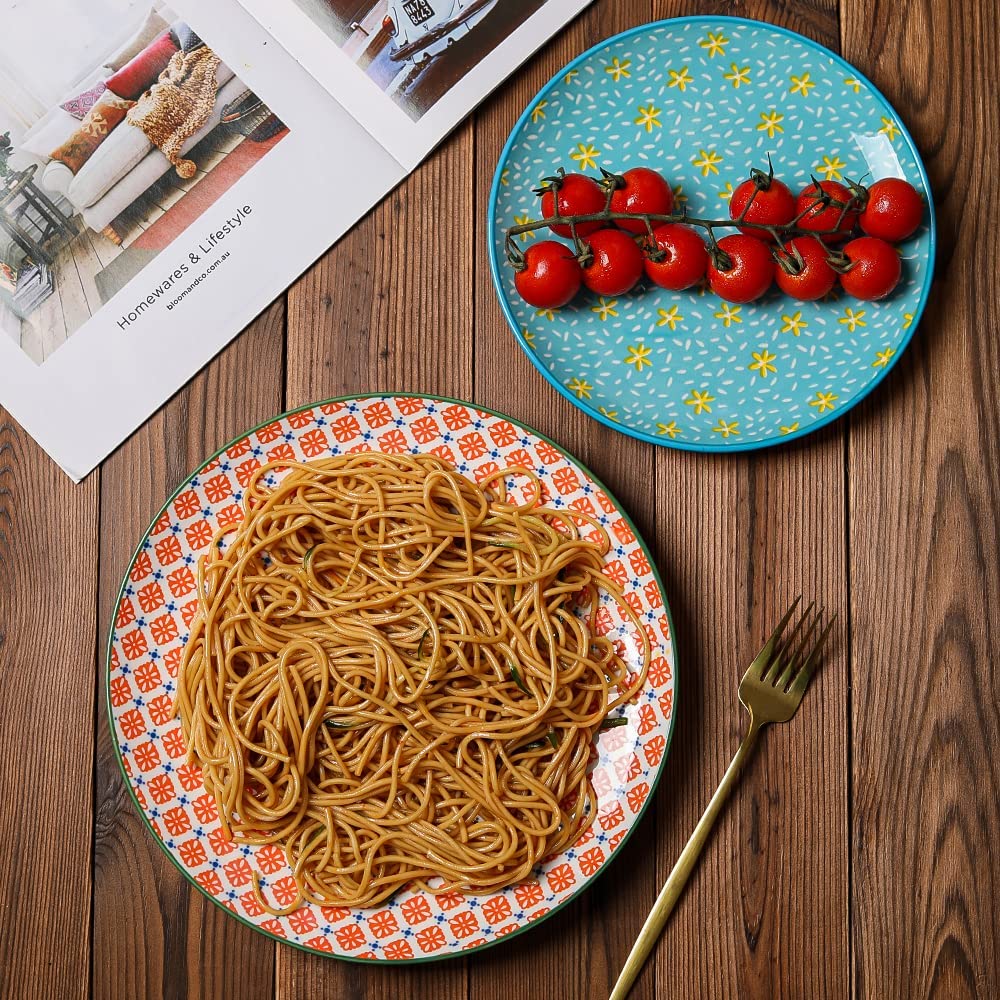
xmin=127 ymin=46 xmax=221 ymax=179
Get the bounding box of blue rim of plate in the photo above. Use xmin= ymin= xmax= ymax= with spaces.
xmin=487 ymin=15 xmax=937 ymax=453
xmin=105 ymin=392 xmax=679 ymax=964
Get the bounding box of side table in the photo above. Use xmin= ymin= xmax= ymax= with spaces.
xmin=0 ymin=164 xmax=77 ymax=266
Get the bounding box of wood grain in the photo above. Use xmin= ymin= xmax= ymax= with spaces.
xmin=276 ymin=123 xmax=475 ymax=999
xmin=90 ymin=302 xmax=286 ymax=1000
xmin=0 ymin=415 xmax=98 ymax=1000
xmin=645 ymin=3 xmax=851 ymax=998
xmin=842 ymin=1 xmax=1000 ymax=997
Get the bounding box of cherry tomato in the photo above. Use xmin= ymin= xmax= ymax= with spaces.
xmin=540 ymin=173 xmax=607 ymax=238
xmin=581 ymin=229 xmax=644 ymax=296
xmin=706 ymin=234 xmax=774 ymax=303
xmin=643 ymin=224 xmax=708 ymax=290
xmin=796 ymin=180 xmax=861 ymax=243
xmin=774 ymin=237 xmax=837 ymax=301
xmin=859 ymin=178 xmax=923 ymax=242
xmin=609 ymin=168 xmax=674 ymax=234
xmin=838 ymin=236 xmax=902 ymax=300
xmin=514 ymin=240 xmax=583 ymax=309
xmin=729 ymin=175 xmax=796 ymax=240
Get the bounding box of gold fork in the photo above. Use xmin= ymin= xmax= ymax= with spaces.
xmin=609 ymin=598 xmax=835 ymax=1000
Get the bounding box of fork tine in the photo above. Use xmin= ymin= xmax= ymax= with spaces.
xmin=745 ymin=596 xmax=800 ymax=679
xmin=789 ymin=613 xmax=837 ymax=693
xmin=780 ymin=606 xmax=823 ymax=683
xmin=776 ymin=600 xmax=815 ymax=662
xmin=765 ymin=600 xmax=816 ymax=684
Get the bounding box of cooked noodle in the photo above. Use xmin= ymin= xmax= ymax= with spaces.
xmin=174 ymin=453 xmax=649 ymax=911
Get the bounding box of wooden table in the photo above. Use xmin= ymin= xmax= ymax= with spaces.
xmin=2 ymin=2 xmax=997 ymax=997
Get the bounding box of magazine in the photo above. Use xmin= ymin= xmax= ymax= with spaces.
xmin=0 ymin=0 xmax=591 ymax=480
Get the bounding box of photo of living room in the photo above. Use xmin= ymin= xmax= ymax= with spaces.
xmin=287 ymin=0 xmax=546 ymax=120
xmin=0 ymin=0 xmax=289 ymax=365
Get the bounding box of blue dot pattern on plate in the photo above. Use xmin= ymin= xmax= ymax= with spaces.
xmin=489 ymin=17 xmax=935 ymax=451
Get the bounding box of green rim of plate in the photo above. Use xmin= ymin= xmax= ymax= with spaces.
xmin=106 ymin=392 xmax=679 ymax=964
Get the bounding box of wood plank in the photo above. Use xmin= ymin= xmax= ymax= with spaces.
xmin=470 ymin=2 xmax=660 ymax=998
xmin=91 ymin=301 xmax=286 ymax=1000
xmin=86 ymin=226 xmax=124 ymax=269
xmin=276 ymin=123 xmax=475 ymax=999
xmin=0 ymin=412 xmax=98 ymax=1000
xmin=842 ymin=1 xmax=1000 ymax=997
xmin=644 ymin=3 xmax=850 ymax=998
xmin=69 ymin=229 xmax=108 ymax=317
xmin=57 ymin=237 xmax=94 ymax=338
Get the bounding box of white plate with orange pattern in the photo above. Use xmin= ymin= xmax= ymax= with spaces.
xmin=107 ymin=394 xmax=677 ymax=963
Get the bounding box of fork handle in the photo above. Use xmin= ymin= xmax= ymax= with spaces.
xmin=608 ymin=717 xmax=763 ymax=1000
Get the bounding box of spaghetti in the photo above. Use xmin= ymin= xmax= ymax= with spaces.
xmin=174 ymin=453 xmax=649 ymax=911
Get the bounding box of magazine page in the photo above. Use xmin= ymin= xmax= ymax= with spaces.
xmin=231 ymin=0 xmax=593 ymax=170
xmin=0 ymin=0 xmax=405 ymax=480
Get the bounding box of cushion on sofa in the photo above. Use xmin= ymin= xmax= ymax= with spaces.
xmin=61 ymin=79 xmax=108 ymax=119
xmin=107 ymin=32 xmax=179 ymax=101
xmin=171 ymin=21 xmax=204 ymax=52
xmin=107 ymin=9 xmax=172 ymax=71
xmin=49 ymin=92 xmax=135 ymax=174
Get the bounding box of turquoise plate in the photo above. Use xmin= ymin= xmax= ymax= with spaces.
xmin=487 ymin=16 xmax=935 ymax=451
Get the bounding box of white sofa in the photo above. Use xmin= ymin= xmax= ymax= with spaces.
xmin=18 ymin=61 xmax=245 ymax=237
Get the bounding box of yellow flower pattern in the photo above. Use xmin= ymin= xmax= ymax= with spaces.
xmin=635 ymin=104 xmax=662 ymax=133
xmin=624 ymin=343 xmax=653 ymax=371
xmin=809 ymin=392 xmax=839 ymax=413
xmin=757 ymin=110 xmax=785 ymax=138
xmin=839 ymin=307 xmax=867 ymax=332
xmin=699 ymin=31 xmax=729 ymax=57
xmin=592 ymin=298 xmax=619 ymax=321
xmin=693 ymin=149 xmax=724 ymax=176
xmin=685 ymin=390 xmax=716 ymax=415
xmin=715 ymin=303 xmax=742 ymax=327
xmin=656 ymin=305 xmax=683 ymax=331
xmin=668 ymin=67 xmax=693 ymax=91
xmin=879 ymin=116 xmax=901 ymax=140
xmin=530 ymin=101 xmax=547 ymax=123
xmin=724 ymin=63 xmax=751 ymax=88
xmin=789 ymin=73 xmax=815 ymax=96
xmin=570 ymin=143 xmax=601 ymax=170
xmin=748 ymin=349 xmax=778 ymax=378
xmin=605 ymin=58 xmax=631 ymax=82
xmin=781 ymin=311 xmax=808 ymax=336
xmin=513 ymin=214 xmax=536 ymax=242
xmin=817 ymin=155 xmax=847 ymax=180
